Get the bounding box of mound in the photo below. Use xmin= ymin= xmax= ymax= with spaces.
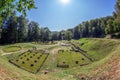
xmin=3 ymin=46 xmax=21 ymax=53
xmin=74 ymin=38 xmax=120 ymax=61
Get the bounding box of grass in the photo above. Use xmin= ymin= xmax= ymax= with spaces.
xmin=0 ymin=39 xmax=120 ymax=80
xmin=72 ymin=38 xmax=120 ymax=61
xmin=50 ymin=38 xmax=120 ymax=80
xmin=3 ymin=46 xmax=21 ymax=52
xmin=9 ymin=50 xmax=49 ymax=73
xmin=57 ymin=50 xmax=91 ymax=68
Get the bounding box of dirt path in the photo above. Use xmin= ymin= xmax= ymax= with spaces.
xmin=0 ymin=65 xmax=13 ymax=80
xmin=50 ymin=48 xmax=61 ymax=61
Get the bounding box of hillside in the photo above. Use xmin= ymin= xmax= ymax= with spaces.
xmin=0 ymin=38 xmax=120 ymax=80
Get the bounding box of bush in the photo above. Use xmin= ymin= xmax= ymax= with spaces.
xmin=30 ymin=64 xmax=34 ymax=67
xmin=26 ymin=58 xmax=29 ymax=61
xmin=34 ymin=60 xmax=37 ymax=63
xmin=22 ymin=61 xmax=25 ymax=64
xmin=57 ymin=64 xmax=69 ymax=68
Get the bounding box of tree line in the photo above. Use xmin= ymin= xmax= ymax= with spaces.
xmin=0 ymin=0 xmax=120 ymax=44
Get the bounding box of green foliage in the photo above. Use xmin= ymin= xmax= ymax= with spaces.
xmin=40 ymin=27 xmax=51 ymax=42
xmin=28 ymin=21 xmax=40 ymax=42
xmin=105 ymin=18 xmax=120 ymax=35
xmin=65 ymin=31 xmax=73 ymax=41
xmin=1 ymin=0 xmax=120 ymax=44
xmin=18 ymin=15 xmax=29 ymax=42
xmin=1 ymin=15 xmax=29 ymax=43
xmin=105 ymin=19 xmax=114 ymax=34
xmin=0 ymin=0 xmax=36 ymax=24
xmin=115 ymin=0 xmax=120 ymax=23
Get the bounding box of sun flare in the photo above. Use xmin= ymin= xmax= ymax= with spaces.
xmin=60 ymin=0 xmax=70 ymax=4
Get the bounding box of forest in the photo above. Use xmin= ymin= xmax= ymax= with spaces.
xmin=0 ymin=0 xmax=120 ymax=44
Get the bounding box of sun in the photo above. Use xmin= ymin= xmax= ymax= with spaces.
xmin=60 ymin=0 xmax=70 ymax=4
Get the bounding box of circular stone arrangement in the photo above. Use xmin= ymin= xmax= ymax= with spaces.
xmin=3 ymin=46 xmax=22 ymax=53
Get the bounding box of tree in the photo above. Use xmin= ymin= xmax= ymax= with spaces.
xmin=114 ymin=0 xmax=120 ymax=33
xmin=18 ymin=15 xmax=28 ymax=42
xmin=81 ymin=21 xmax=89 ymax=37
xmin=105 ymin=19 xmax=114 ymax=34
xmin=73 ymin=26 xmax=81 ymax=39
xmin=60 ymin=30 xmax=66 ymax=40
xmin=8 ymin=16 xmax=18 ymax=43
xmin=33 ymin=24 xmax=40 ymax=42
xmin=40 ymin=27 xmax=51 ymax=42
xmin=0 ymin=0 xmax=36 ymax=41
xmin=115 ymin=0 xmax=120 ymax=23
xmin=28 ymin=21 xmax=40 ymax=42
xmin=1 ymin=13 xmax=18 ymax=43
xmin=51 ymin=31 xmax=59 ymax=40
xmin=0 ymin=0 xmax=36 ymax=26
xmin=65 ymin=30 xmax=73 ymax=41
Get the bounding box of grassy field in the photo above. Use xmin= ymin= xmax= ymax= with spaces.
xmin=72 ymin=38 xmax=120 ymax=61
xmin=0 ymin=39 xmax=120 ymax=80
xmin=9 ymin=50 xmax=49 ymax=73
xmin=3 ymin=46 xmax=21 ymax=52
xmin=57 ymin=50 xmax=91 ymax=68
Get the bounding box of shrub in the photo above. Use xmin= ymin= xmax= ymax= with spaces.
xmin=40 ymin=55 xmax=42 ymax=57
xmin=82 ymin=58 xmax=85 ymax=60
xmin=28 ymin=50 xmax=32 ymax=53
xmin=81 ymin=43 xmax=84 ymax=46
xmin=37 ymin=57 xmax=40 ymax=59
xmin=30 ymin=56 xmax=32 ymax=58
xmin=26 ymin=58 xmax=29 ymax=61
xmin=57 ymin=64 xmax=69 ymax=68
xmin=75 ymin=61 xmax=79 ymax=64
xmin=30 ymin=64 xmax=34 ymax=67
xmin=33 ymin=54 xmax=35 ymax=56
xmin=22 ymin=61 xmax=25 ymax=64
xmin=34 ymin=60 xmax=37 ymax=63
xmin=63 ymin=61 xmax=66 ymax=64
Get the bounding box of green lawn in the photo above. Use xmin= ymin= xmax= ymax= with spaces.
xmin=57 ymin=50 xmax=91 ymax=68
xmin=3 ymin=46 xmax=21 ymax=52
xmin=9 ymin=50 xmax=49 ymax=73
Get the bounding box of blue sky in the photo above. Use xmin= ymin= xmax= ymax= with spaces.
xmin=27 ymin=0 xmax=116 ymax=31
